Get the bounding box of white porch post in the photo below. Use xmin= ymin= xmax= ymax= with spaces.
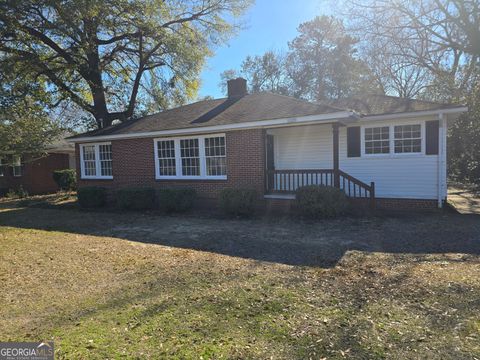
xmin=437 ymin=113 xmax=447 ymax=208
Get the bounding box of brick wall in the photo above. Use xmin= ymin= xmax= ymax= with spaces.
xmin=75 ymin=129 xmax=440 ymax=211
xmin=264 ymin=197 xmax=439 ymax=212
xmin=0 ymin=153 xmax=70 ymax=195
xmin=375 ymin=197 xmax=438 ymax=210
xmin=76 ymin=129 xmax=266 ymax=200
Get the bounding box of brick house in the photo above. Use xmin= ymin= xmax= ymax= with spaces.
xmin=0 ymin=138 xmax=75 ymax=196
xmin=68 ymin=78 xmax=467 ymax=210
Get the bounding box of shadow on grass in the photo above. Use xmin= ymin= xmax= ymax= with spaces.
xmin=0 ymin=204 xmax=479 ymax=268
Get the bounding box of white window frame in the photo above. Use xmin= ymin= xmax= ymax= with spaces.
xmin=12 ymin=155 xmax=22 ymax=177
xmin=79 ymin=142 xmax=113 ymax=179
xmin=362 ymin=125 xmax=391 ymax=156
xmin=156 ymin=139 xmax=177 ymax=178
xmin=361 ymin=122 xmax=425 ymax=157
xmin=204 ymin=136 xmax=227 ymax=177
xmin=393 ymin=124 xmax=423 ymax=154
xmin=154 ymin=134 xmax=227 ymax=180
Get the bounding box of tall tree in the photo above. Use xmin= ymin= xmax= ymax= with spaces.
xmin=220 ymin=17 xmax=378 ymax=100
xmin=339 ymin=0 xmax=480 ymax=184
xmin=343 ymin=0 xmax=479 ymax=100
xmin=240 ymin=51 xmax=289 ymax=94
xmin=218 ymin=68 xmax=240 ymax=95
xmin=448 ymin=79 xmax=480 ymax=183
xmin=359 ymin=37 xmax=434 ymax=98
xmin=0 ymin=0 xmax=251 ymax=128
xmin=286 ymin=16 xmax=378 ymax=101
xmin=219 ymin=51 xmax=289 ymax=95
xmin=0 ymin=66 xmax=62 ymax=157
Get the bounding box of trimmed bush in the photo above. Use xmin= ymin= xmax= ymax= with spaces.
xmin=53 ymin=169 xmax=76 ymax=190
xmin=219 ymin=188 xmax=257 ymax=217
xmin=295 ymin=185 xmax=349 ymax=218
xmin=158 ymin=188 xmax=196 ymax=213
xmin=117 ymin=187 xmax=155 ymax=210
xmin=77 ymin=186 xmax=107 ymax=208
xmin=6 ymin=185 xmax=29 ymax=199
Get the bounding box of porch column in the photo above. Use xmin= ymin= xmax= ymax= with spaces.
xmin=332 ymin=123 xmax=340 ymax=188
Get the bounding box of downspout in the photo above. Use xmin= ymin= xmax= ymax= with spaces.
xmin=437 ymin=113 xmax=447 ymax=208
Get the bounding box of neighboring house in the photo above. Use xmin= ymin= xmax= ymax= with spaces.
xmin=0 ymin=138 xmax=75 ymax=196
xmin=68 ymin=78 xmax=467 ymax=210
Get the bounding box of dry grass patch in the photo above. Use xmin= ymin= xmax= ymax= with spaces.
xmin=0 ymin=197 xmax=479 ymax=359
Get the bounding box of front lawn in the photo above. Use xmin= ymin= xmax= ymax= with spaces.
xmin=0 ymin=197 xmax=479 ymax=359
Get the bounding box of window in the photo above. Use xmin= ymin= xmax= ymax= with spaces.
xmin=180 ymin=138 xmax=200 ymax=176
xmin=82 ymin=145 xmax=97 ymax=176
xmin=12 ymin=155 xmax=22 ymax=177
xmin=154 ymin=134 xmax=227 ymax=179
xmin=99 ymin=144 xmax=113 ymax=176
xmin=80 ymin=143 xmax=113 ymax=179
xmin=157 ymin=140 xmax=176 ymax=176
xmin=0 ymin=157 xmax=4 ymax=177
xmin=205 ymin=137 xmax=226 ymax=176
xmin=394 ymin=124 xmax=422 ymax=153
xmin=362 ymin=123 xmax=424 ymax=156
xmin=364 ymin=126 xmax=390 ymax=154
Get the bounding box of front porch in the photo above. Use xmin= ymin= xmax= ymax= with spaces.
xmin=264 ymin=123 xmax=376 ymax=208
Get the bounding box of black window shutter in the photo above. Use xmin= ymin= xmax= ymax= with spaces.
xmin=426 ymin=120 xmax=439 ymax=155
xmin=347 ymin=126 xmax=361 ymax=157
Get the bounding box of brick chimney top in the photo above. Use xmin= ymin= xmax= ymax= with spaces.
xmin=227 ymin=77 xmax=247 ymax=98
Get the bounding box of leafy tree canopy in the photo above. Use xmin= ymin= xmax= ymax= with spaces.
xmin=0 ymin=0 xmax=251 ymax=128
xmin=219 ymin=51 xmax=289 ymax=95
xmin=220 ymin=16 xmax=379 ymax=101
xmin=0 ymin=80 xmax=62 ymax=158
xmin=286 ymin=16 xmax=377 ymax=101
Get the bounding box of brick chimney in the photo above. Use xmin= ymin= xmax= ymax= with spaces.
xmin=227 ymin=77 xmax=247 ymax=98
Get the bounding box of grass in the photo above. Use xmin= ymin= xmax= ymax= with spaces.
xmin=0 ymin=194 xmax=479 ymax=359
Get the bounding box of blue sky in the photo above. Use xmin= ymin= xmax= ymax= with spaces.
xmin=198 ymin=0 xmax=329 ymax=99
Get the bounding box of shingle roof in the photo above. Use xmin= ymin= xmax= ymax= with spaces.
xmin=70 ymin=92 xmax=465 ymax=140
xmin=330 ymin=94 xmax=463 ymax=116
xmin=69 ymin=92 xmax=343 ymax=139
xmin=45 ymin=132 xmax=75 ymax=153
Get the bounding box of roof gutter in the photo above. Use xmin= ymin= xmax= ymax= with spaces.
xmin=360 ymin=106 xmax=468 ymax=122
xmin=67 ymin=111 xmax=357 ymax=143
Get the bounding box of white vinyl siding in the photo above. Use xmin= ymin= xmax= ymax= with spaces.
xmin=79 ymin=143 xmax=113 ymax=179
xmin=268 ymin=118 xmax=440 ymax=200
xmin=268 ymin=125 xmax=333 ymax=170
xmin=154 ymin=134 xmax=227 ymax=180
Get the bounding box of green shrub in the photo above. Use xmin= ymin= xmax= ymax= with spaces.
xmin=158 ymin=188 xmax=196 ymax=213
xmin=6 ymin=185 xmax=29 ymax=199
xmin=53 ymin=169 xmax=76 ymax=190
xmin=295 ymin=185 xmax=349 ymax=218
xmin=219 ymin=188 xmax=257 ymax=217
xmin=117 ymin=187 xmax=155 ymax=210
xmin=77 ymin=186 xmax=107 ymax=208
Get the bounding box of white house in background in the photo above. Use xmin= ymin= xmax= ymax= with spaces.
xmin=68 ymin=78 xmax=467 ymax=210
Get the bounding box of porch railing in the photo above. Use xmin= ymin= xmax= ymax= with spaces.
xmin=266 ymin=169 xmax=376 ymax=209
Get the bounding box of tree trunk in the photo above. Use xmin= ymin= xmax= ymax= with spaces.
xmin=84 ymin=17 xmax=113 ymax=129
